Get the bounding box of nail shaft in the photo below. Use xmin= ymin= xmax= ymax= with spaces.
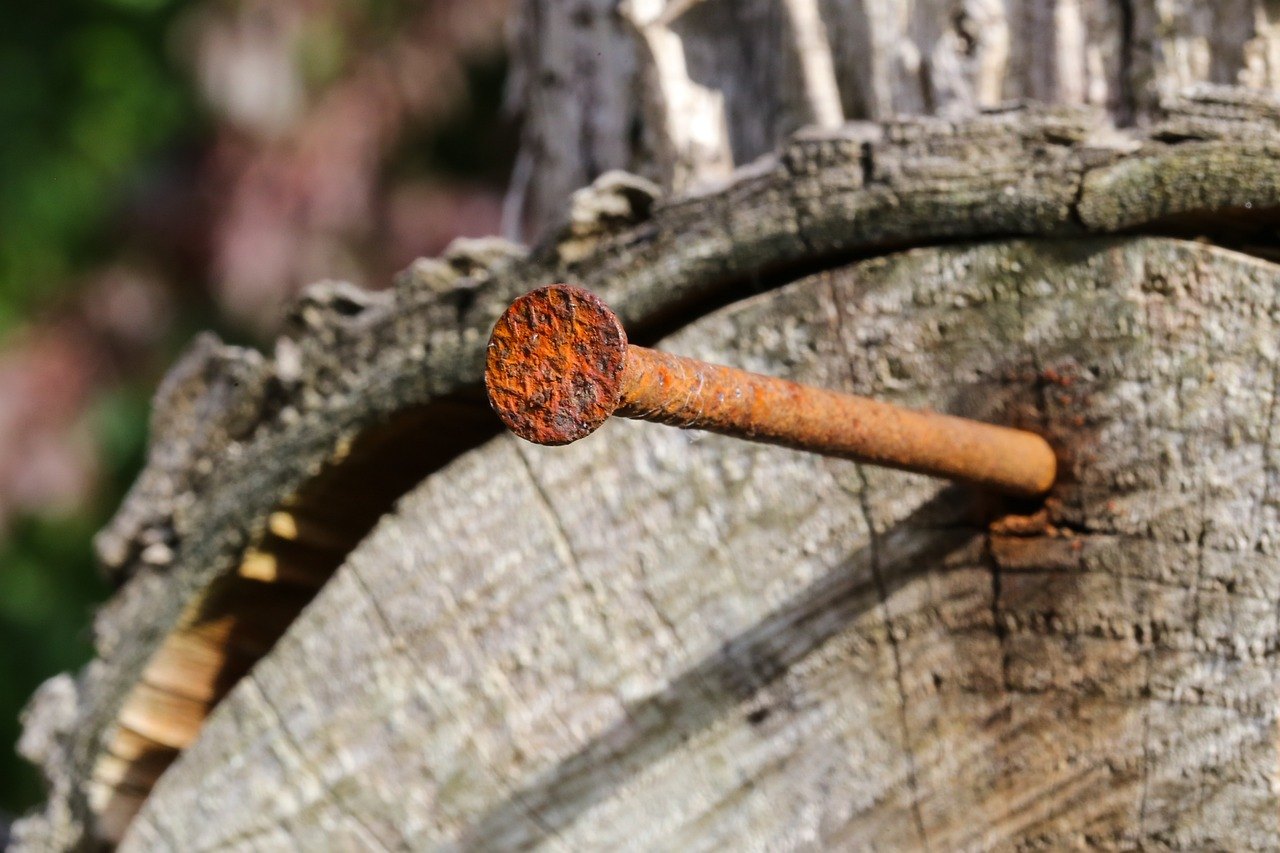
xmin=486 ymin=285 xmax=1056 ymax=497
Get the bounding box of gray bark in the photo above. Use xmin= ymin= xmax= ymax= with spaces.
xmin=507 ymin=0 xmax=1280 ymax=235
xmin=12 ymin=88 xmax=1280 ymax=849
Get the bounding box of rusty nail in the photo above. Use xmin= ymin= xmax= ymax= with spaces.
xmin=485 ymin=284 xmax=1057 ymax=497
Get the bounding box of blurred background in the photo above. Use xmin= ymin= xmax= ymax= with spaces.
xmin=0 ymin=0 xmax=512 ymax=818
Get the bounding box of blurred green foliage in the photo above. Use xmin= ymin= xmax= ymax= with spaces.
xmin=0 ymin=0 xmax=511 ymax=823
xmin=0 ymin=388 xmax=153 ymax=814
xmin=0 ymin=521 xmax=108 ymax=812
xmin=0 ymin=0 xmax=193 ymax=818
xmin=0 ymin=0 xmax=192 ymax=330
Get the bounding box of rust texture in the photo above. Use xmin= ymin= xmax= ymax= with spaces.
xmin=486 ymin=284 xmax=629 ymax=444
xmin=617 ymin=346 xmax=1057 ymax=496
xmin=487 ymin=285 xmax=1057 ymax=497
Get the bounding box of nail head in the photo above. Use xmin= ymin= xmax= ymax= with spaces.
xmin=486 ymin=284 xmax=629 ymax=445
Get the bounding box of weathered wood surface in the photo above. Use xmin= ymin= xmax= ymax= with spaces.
xmin=507 ymin=0 xmax=1280 ymax=233
xmin=13 ymin=90 xmax=1280 ymax=849
xmin=130 ymin=237 xmax=1280 ymax=850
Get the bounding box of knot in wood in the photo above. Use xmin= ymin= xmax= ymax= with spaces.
xmin=486 ymin=284 xmax=629 ymax=445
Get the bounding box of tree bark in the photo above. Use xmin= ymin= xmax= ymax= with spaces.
xmin=12 ymin=63 xmax=1280 ymax=853
xmin=507 ymin=0 xmax=1280 ymax=236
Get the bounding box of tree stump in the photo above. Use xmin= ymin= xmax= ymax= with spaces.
xmin=12 ymin=28 xmax=1280 ymax=853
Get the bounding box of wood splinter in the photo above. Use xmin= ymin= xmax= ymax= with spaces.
xmin=485 ymin=284 xmax=1057 ymax=498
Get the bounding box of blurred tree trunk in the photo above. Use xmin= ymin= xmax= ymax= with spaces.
xmin=13 ymin=1 xmax=1280 ymax=850
xmin=507 ymin=0 xmax=1280 ymax=235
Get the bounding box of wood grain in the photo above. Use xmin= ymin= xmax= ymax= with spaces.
xmin=128 ymin=238 xmax=1280 ymax=850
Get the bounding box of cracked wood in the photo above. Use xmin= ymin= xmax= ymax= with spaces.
xmin=126 ymin=238 xmax=1280 ymax=850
